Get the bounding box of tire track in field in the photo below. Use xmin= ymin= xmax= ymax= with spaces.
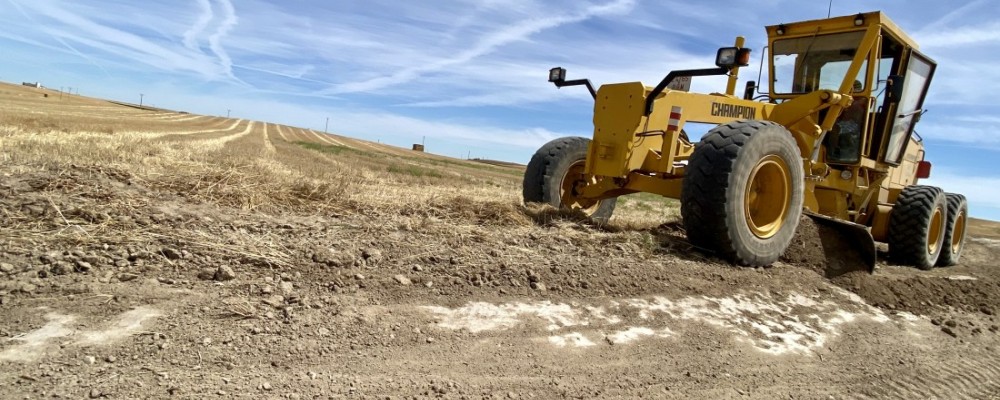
xmin=169 ymin=115 xmax=207 ymax=123
xmin=274 ymin=125 xmax=290 ymax=142
xmin=848 ymin=350 xmax=1000 ymax=399
xmin=150 ymin=119 xmax=242 ymax=138
xmin=339 ymin=136 xmax=386 ymax=153
xmin=303 ymin=128 xmax=343 ymax=147
xmin=309 ymin=129 xmax=356 ymax=148
xmin=262 ymin=122 xmax=276 ymax=154
xmin=283 ymin=127 xmax=311 ymax=142
xmin=196 ymin=120 xmax=255 ymax=149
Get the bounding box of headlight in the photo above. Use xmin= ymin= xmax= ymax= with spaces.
xmin=716 ymin=47 xmax=751 ymax=68
xmin=716 ymin=48 xmax=737 ymax=68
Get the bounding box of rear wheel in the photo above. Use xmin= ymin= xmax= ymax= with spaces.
xmin=523 ymin=137 xmax=616 ymax=223
xmin=888 ymin=185 xmax=947 ymax=270
xmin=937 ymin=193 xmax=968 ymax=267
xmin=681 ymin=120 xmax=805 ymax=266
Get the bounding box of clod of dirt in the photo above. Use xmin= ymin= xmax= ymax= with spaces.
xmin=160 ymin=247 xmax=182 ymax=260
xmin=74 ymin=260 xmax=92 ymax=272
xmin=394 ymin=275 xmax=412 ymax=286
xmin=197 ymin=268 xmax=215 ymax=280
xmin=278 ymin=281 xmax=294 ymax=294
xmin=18 ymin=283 xmax=36 ymax=294
xmin=362 ymin=248 xmax=384 ymax=264
xmin=214 ymin=266 xmax=236 ymax=281
xmin=0 ymin=263 xmax=14 ymax=275
xmin=50 ymin=262 xmax=72 ymax=276
xmin=942 ymin=327 xmax=958 ymax=338
xmin=262 ymin=295 xmax=284 ymax=308
xmin=311 ymin=246 xmax=356 ymax=268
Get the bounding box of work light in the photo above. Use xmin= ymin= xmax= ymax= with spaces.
xmin=548 ymin=67 xmax=566 ymax=83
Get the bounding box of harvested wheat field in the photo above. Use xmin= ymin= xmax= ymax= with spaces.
xmin=2 ymin=81 xmax=1000 ymax=399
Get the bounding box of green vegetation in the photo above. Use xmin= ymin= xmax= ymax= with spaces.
xmin=387 ymin=164 xmax=444 ymax=178
xmin=294 ymin=140 xmax=520 ymax=178
xmin=293 ymin=141 xmax=378 ymax=158
xmin=622 ymin=192 xmax=679 ymax=208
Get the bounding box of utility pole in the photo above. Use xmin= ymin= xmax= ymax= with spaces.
xmin=139 ymin=93 xmax=144 ymax=108
xmin=227 ymin=109 xmax=231 ymax=118
xmin=324 ymin=117 xmax=329 ymax=133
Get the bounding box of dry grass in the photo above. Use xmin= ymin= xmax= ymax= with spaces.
xmin=0 ymin=81 xmax=677 ymax=237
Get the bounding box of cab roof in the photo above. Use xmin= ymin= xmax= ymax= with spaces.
xmin=765 ymin=11 xmax=919 ymax=50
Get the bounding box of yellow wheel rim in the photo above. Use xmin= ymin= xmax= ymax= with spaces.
xmin=928 ymin=206 xmax=944 ymax=254
xmin=951 ymin=209 xmax=966 ymax=254
xmin=559 ymin=160 xmax=599 ymax=214
xmin=744 ymin=155 xmax=792 ymax=239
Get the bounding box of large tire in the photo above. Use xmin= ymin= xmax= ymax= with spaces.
xmin=681 ymin=120 xmax=805 ymax=266
xmin=936 ymin=193 xmax=968 ymax=267
xmin=888 ymin=185 xmax=947 ymax=270
xmin=522 ymin=137 xmax=616 ymax=224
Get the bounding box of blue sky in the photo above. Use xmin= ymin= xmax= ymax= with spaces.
xmin=2 ymin=0 xmax=1000 ymax=219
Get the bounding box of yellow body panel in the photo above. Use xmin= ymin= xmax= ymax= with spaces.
xmin=589 ymin=83 xmax=773 ymax=179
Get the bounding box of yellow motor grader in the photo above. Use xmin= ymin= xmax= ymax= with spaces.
xmin=524 ymin=11 xmax=968 ymax=271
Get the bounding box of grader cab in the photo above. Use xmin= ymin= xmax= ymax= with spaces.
xmin=524 ymin=11 xmax=968 ymax=271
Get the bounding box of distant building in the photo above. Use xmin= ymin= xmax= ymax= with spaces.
xmin=21 ymin=82 xmax=39 ymax=88
xmin=412 ymin=144 xmax=425 ymax=152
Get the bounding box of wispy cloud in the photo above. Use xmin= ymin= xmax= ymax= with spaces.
xmin=5 ymin=0 xmax=113 ymax=78
xmin=206 ymin=0 xmax=240 ymax=81
xmin=6 ymin=0 xmax=245 ymax=84
xmin=183 ymin=0 xmax=214 ymax=50
xmin=320 ymin=0 xmax=637 ymax=95
xmin=916 ymin=22 xmax=1000 ymax=48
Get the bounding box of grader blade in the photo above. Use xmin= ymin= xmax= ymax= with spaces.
xmin=804 ymin=211 xmax=877 ymax=276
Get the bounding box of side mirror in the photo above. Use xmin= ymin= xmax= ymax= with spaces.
xmin=716 ymin=47 xmax=751 ymax=68
xmin=743 ymin=81 xmax=756 ymax=100
xmin=887 ymin=74 xmax=905 ymax=101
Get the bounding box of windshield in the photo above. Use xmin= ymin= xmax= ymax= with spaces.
xmin=772 ymin=31 xmax=867 ymax=94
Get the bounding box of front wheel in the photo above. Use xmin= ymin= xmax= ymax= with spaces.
xmin=681 ymin=120 xmax=805 ymax=266
xmin=522 ymin=137 xmax=616 ymax=223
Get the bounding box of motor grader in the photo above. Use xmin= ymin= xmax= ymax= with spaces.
xmin=524 ymin=11 xmax=968 ymax=271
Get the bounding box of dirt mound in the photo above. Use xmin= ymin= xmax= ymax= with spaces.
xmin=781 ymin=216 xmax=871 ymax=277
xmin=831 ymin=270 xmax=1000 ymax=318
